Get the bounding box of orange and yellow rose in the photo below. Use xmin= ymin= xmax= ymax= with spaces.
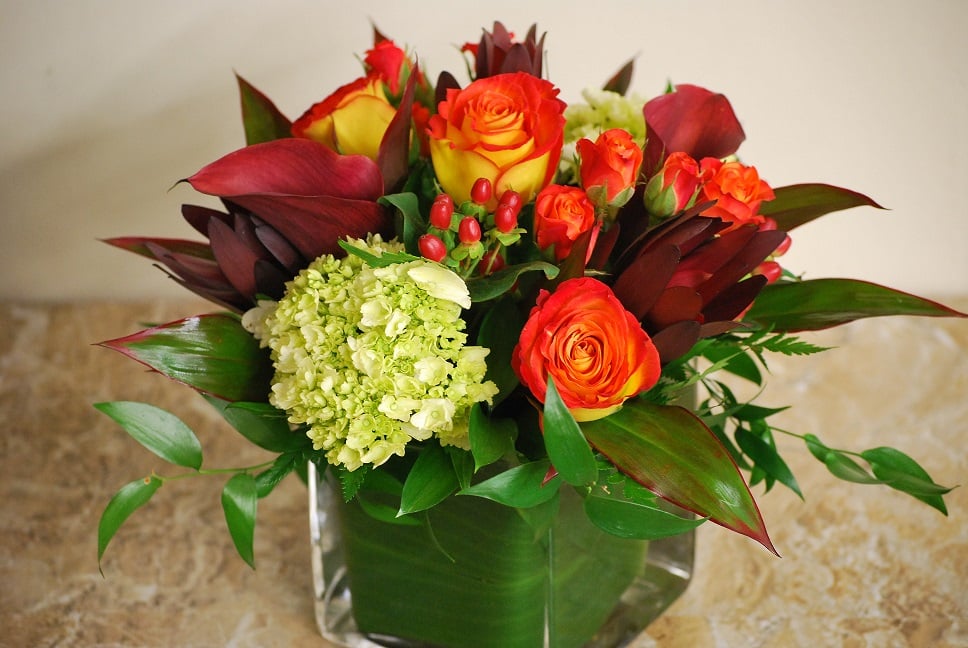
xmin=427 ymin=72 xmax=566 ymax=210
xmin=533 ymin=185 xmax=597 ymax=261
xmin=291 ymin=75 xmax=397 ymax=160
xmin=512 ymin=278 xmax=661 ymax=422
xmin=698 ymin=158 xmax=774 ymax=230
xmin=577 ymin=128 xmax=643 ymax=208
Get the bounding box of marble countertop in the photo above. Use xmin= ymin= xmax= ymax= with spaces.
xmin=2 ymin=299 xmax=966 ymax=647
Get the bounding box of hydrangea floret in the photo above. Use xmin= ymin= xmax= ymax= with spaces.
xmin=244 ymin=235 xmax=498 ymax=471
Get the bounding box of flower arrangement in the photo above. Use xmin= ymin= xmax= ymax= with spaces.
xmin=95 ymin=20 xmax=963 ymax=648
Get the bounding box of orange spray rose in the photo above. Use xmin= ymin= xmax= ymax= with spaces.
xmin=698 ymin=158 xmax=775 ymax=230
xmin=577 ymin=128 xmax=643 ymax=208
xmin=427 ymin=72 xmax=566 ymax=210
xmin=512 ymin=277 xmax=662 ymax=422
xmin=533 ymin=185 xmax=597 ymax=261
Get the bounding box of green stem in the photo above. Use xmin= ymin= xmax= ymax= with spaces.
xmin=151 ymin=459 xmax=277 ymax=483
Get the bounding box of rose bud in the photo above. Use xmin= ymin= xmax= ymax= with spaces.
xmin=577 ymin=128 xmax=643 ymax=209
xmin=643 ymin=151 xmax=702 ymax=218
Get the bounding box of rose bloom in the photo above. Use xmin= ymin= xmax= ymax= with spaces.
xmin=364 ymin=40 xmax=408 ymax=94
xmin=533 ymin=185 xmax=597 ymax=261
xmin=576 ymin=128 xmax=643 ymax=206
xmin=643 ymin=151 xmax=703 ymax=217
xmin=291 ymin=75 xmax=397 ymax=160
xmin=512 ymin=277 xmax=661 ymax=422
xmin=698 ymin=158 xmax=775 ymax=230
xmin=427 ymin=72 xmax=566 ymax=210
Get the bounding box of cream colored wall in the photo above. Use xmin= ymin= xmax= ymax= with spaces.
xmin=2 ymin=0 xmax=966 ymax=301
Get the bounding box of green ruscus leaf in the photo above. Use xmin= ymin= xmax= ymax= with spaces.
xmin=860 ymin=447 xmax=953 ymax=515
xmin=543 ymin=378 xmax=598 ymax=487
xmin=461 ymin=460 xmax=562 ymax=509
xmin=94 ymin=401 xmax=202 ymax=469
xmin=98 ymin=476 xmax=163 ymax=568
xmin=222 ymin=473 xmax=258 ymax=568
xmin=582 ymin=400 xmax=776 ymax=554
xmin=399 ymin=442 xmax=459 ymax=516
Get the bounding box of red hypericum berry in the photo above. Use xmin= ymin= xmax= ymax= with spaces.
xmin=498 ymin=189 xmax=522 ymax=215
xmin=429 ymin=196 xmax=454 ymax=229
xmin=494 ymin=204 xmax=517 ymax=233
xmin=479 ymin=248 xmax=506 ymax=275
xmin=418 ymin=234 xmax=447 ymax=262
xmin=470 ymin=177 xmax=492 ymax=205
xmin=458 ymin=216 xmax=482 ymax=244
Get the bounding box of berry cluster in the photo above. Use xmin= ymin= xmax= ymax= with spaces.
xmin=417 ymin=178 xmax=526 ymax=277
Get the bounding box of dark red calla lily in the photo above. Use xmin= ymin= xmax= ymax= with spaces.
xmin=643 ymin=84 xmax=746 ymax=167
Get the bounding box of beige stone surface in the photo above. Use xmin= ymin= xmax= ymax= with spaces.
xmin=1 ymin=298 xmax=966 ymax=647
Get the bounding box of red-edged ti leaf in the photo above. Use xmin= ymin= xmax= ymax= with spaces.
xmin=759 ymin=183 xmax=885 ymax=230
xmin=643 ymin=84 xmax=746 ymax=161
xmin=102 ymin=237 xmax=214 ymax=261
xmin=582 ymin=399 xmax=777 ymax=554
xmin=744 ymin=278 xmax=968 ymax=331
xmin=377 ymin=60 xmax=418 ymax=193
xmin=237 ymin=74 xmax=292 ymax=146
xmin=97 ymin=314 xmax=272 ymax=402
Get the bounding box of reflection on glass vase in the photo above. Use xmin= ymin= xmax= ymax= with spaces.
xmin=308 ymin=460 xmax=694 ymax=648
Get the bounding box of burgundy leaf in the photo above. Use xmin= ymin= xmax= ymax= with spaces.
xmin=602 ymin=58 xmax=634 ymax=96
xmin=651 ymin=320 xmax=701 ymax=365
xmin=103 ymin=237 xmax=213 ymax=261
xmin=251 ymin=217 xmax=304 ymax=273
xmin=377 ymin=60 xmax=417 ymax=192
xmin=702 ymin=276 xmax=768 ymax=322
xmin=186 ymin=138 xmax=384 ymax=201
xmin=644 ymin=84 xmax=746 ymax=160
xmin=648 ymin=286 xmax=703 ymax=330
xmin=612 ymin=244 xmax=680 ymax=320
xmin=696 ymin=229 xmax=786 ymax=304
xmin=208 ymin=218 xmax=261 ymax=299
xmin=182 ymin=204 xmax=232 ymax=237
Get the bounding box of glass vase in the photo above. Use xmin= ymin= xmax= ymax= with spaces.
xmin=308 ymin=462 xmax=694 ymax=648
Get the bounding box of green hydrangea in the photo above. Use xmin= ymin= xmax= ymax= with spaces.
xmin=244 ymin=236 xmax=498 ymax=471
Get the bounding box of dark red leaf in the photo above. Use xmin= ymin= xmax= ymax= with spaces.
xmin=186 ymin=138 xmax=384 ymax=201
xmin=612 ymin=245 xmax=680 ymax=320
xmin=759 ymin=183 xmax=885 ymax=230
xmin=651 ymin=320 xmax=701 ymax=364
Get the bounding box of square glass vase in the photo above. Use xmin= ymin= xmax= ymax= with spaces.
xmin=308 ymin=462 xmax=694 ymax=648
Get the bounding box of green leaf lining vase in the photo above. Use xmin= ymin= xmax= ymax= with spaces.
xmin=308 ymin=462 xmax=694 ymax=648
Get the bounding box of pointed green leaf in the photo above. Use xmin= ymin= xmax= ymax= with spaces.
xmin=823 ymin=452 xmax=882 ymax=484
xmin=399 ymin=443 xmax=459 ymax=516
xmin=206 ymin=397 xmax=309 ymax=453
xmin=543 ymin=378 xmax=598 ymax=487
xmin=584 ymin=493 xmax=704 ymax=540
xmin=759 ymin=183 xmax=884 ymax=230
xmin=466 ymin=261 xmax=559 ymax=302
xmin=94 ymin=401 xmax=202 ymax=469
xmin=338 ymin=239 xmax=420 ymax=268
xmin=460 ymin=460 xmax=562 ymax=508
xmin=861 ymin=446 xmax=952 ymax=514
xmin=98 ymin=476 xmax=163 ymax=566
xmin=745 ymin=279 xmax=967 ymax=332
xmin=582 ymin=400 xmax=776 ymax=554
xmin=222 ymin=473 xmax=258 ymax=568
xmin=237 ymin=74 xmax=292 ymax=145
xmin=735 ymin=428 xmax=803 ymax=499
xmin=97 ymin=314 xmax=272 ymax=402
xmin=468 ymin=405 xmax=516 ymax=471
xmin=378 ymin=192 xmax=425 ymax=254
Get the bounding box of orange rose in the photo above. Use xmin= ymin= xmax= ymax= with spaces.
xmin=533 ymin=185 xmax=597 ymax=261
xmin=698 ymin=158 xmax=775 ymax=230
xmin=512 ymin=278 xmax=661 ymax=422
xmin=427 ymin=72 xmax=566 ymax=209
xmin=577 ymin=128 xmax=643 ymax=207
xmin=291 ymin=75 xmax=397 ymax=160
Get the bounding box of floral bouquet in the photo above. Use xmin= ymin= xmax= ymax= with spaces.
xmin=95 ymin=21 xmax=963 ymax=648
